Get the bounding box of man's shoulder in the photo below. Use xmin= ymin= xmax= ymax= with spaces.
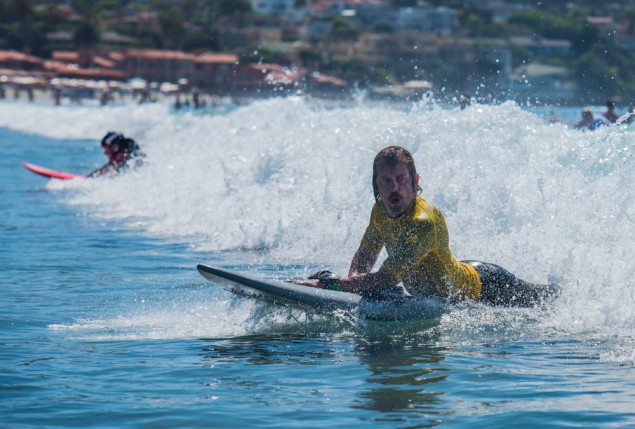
xmin=413 ymin=195 xmax=433 ymax=214
xmin=413 ymin=196 xmax=444 ymax=222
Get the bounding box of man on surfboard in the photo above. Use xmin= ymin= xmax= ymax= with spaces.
xmin=88 ymin=132 xmax=143 ymax=178
xmin=291 ymin=146 xmax=558 ymax=307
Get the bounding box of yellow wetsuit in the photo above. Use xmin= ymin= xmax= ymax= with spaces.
xmin=361 ymin=195 xmax=482 ymax=301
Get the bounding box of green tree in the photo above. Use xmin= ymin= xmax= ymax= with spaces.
xmin=458 ymin=8 xmax=505 ymax=37
xmin=13 ymin=0 xmax=33 ymax=21
xmin=181 ymin=30 xmax=219 ymax=51
xmin=329 ymin=15 xmax=359 ymax=41
xmin=0 ymin=1 xmax=12 ymax=24
xmin=240 ymin=46 xmax=289 ymax=65
xmin=73 ymin=20 xmax=99 ymax=50
xmin=507 ymin=10 xmax=599 ymax=55
xmin=572 ymin=51 xmax=619 ymax=100
xmin=0 ymin=0 xmax=42 ymax=53
xmin=157 ymin=4 xmax=185 ymax=49
xmin=70 ymin=0 xmax=100 ymax=51
xmin=390 ymin=0 xmax=418 ymax=7
xmin=215 ymin=0 xmax=252 ymax=17
xmin=40 ymin=4 xmax=63 ymax=29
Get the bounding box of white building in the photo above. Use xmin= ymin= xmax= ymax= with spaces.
xmin=395 ymin=6 xmax=458 ymax=36
xmin=251 ymin=0 xmax=297 ymax=15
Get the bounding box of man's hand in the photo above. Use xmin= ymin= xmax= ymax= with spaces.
xmin=308 ymin=270 xmax=340 ymax=290
xmin=285 ymin=279 xmax=321 ymax=287
xmin=286 ymin=270 xmax=340 ymax=290
xmin=286 ymin=269 xmax=398 ymax=294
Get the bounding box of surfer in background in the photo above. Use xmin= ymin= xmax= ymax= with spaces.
xmin=602 ymin=99 xmax=619 ymax=123
xmin=574 ymin=107 xmax=609 ymax=131
xmin=88 ymin=132 xmax=144 ymax=178
xmin=290 ymin=146 xmax=558 ymax=307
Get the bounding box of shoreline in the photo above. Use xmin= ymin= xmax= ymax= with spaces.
xmin=3 ymin=86 xmax=630 ymax=129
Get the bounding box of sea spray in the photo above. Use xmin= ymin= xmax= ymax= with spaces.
xmin=3 ymin=97 xmax=633 ymax=360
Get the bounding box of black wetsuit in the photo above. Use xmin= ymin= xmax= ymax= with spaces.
xmin=462 ymin=260 xmax=558 ymax=307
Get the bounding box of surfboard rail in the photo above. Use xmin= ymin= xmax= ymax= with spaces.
xmin=22 ymin=162 xmax=85 ymax=180
xmin=196 ymin=264 xmax=446 ymax=322
xmin=197 ymin=264 xmax=361 ymax=310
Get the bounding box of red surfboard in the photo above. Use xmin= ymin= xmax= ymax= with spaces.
xmin=21 ymin=162 xmax=86 ymax=180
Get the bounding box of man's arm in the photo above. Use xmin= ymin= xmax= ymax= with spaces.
xmin=339 ymin=269 xmax=397 ymax=294
xmin=288 ymin=241 xmax=397 ymax=293
xmin=87 ymin=162 xmax=114 ymax=178
xmin=288 ymin=269 xmax=397 ymax=294
xmin=348 ymin=242 xmax=380 ymax=276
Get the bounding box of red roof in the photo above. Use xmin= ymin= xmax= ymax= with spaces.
xmin=247 ymin=64 xmax=307 ymax=85
xmin=195 ymin=53 xmax=239 ymax=64
xmin=0 ymin=67 xmax=53 ymax=79
xmin=108 ymin=52 xmax=125 ymax=62
xmin=44 ymin=60 xmax=128 ymax=80
xmin=125 ymin=49 xmax=195 ymax=61
xmin=52 ymin=51 xmax=79 ymax=62
xmin=93 ymin=56 xmax=116 ymax=68
xmin=43 ymin=60 xmax=69 ymax=71
xmin=0 ymin=50 xmax=44 ymax=64
xmin=312 ymin=72 xmax=347 ymax=87
xmin=587 ymin=16 xmax=614 ymax=25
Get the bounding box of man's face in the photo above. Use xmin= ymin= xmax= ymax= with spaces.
xmin=103 ymin=145 xmax=113 ymax=161
xmin=376 ymin=161 xmax=418 ymax=218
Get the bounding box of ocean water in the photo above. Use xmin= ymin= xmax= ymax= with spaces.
xmin=1 ymin=97 xmax=634 ymax=428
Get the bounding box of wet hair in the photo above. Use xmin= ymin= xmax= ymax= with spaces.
xmin=101 ymin=132 xmax=139 ymax=156
xmin=101 ymin=131 xmax=124 ymax=147
xmin=605 ymin=99 xmax=615 ymax=109
xmin=372 ymin=146 xmax=420 ymax=201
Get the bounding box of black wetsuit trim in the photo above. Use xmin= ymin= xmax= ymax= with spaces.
xmin=462 ymin=260 xmax=558 ymax=307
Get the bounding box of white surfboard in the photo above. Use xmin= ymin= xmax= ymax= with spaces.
xmin=196 ymin=264 xmax=446 ymax=321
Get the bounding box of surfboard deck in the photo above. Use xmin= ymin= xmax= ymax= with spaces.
xmin=22 ymin=162 xmax=86 ymax=180
xmin=196 ymin=264 xmax=445 ymax=321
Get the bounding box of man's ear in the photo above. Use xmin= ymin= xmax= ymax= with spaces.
xmin=413 ymin=172 xmax=420 ymax=192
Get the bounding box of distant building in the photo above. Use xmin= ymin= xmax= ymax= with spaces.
xmin=214 ymin=15 xmax=284 ymax=50
xmin=193 ymin=52 xmax=239 ymax=94
xmin=122 ymin=49 xmax=196 ymax=84
xmin=46 ymin=30 xmax=139 ymax=52
xmin=510 ymin=62 xmax=574 ymax=102
xmin=251 ymin=0 xmax=296 ymax=15
xmin=481 ymin=1 xmax=531 ymax=24
xmin=46 ymin=50 xmax=128 ymax=80
xmin=0 ymin=50 xmax=45 ymax=72
xmin=252 ymin=0 xmax=387 ymax=17
xmin=232 ymin=63 xmax=304 ymax=96
xmin=355 ymin=2 xmax=395 ymax=31
xmin=509 ymin=36 xmax=573 ymax=58
xmin=394 ymin=6 xmax=458 ymax=36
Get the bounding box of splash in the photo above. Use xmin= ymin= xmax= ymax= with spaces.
xmin=48 ymin=296 xmax=357 ymax=341
xmin=3 ymin=97 xmax=633 ymax=361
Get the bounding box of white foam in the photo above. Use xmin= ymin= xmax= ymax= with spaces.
xmin=4 ymin=98 xmax=633 ymax=360
xmin=48 ymin=296 xmax=355 ymax=341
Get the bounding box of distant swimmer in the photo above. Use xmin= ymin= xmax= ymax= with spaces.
xmin=88 ymin=132 xmax=144 ymax=178
xmin=574 ymin=107 xmax=609 ymax=131
xmin=548 ymin=111 xmax=568 ymax=124
xmin=289 ymin=146 xmax=558 ymax=307
xmin=602 ymin=99 xmax=619 ymax=123
xmin=459 ymin=92 xmax=471 ymax=110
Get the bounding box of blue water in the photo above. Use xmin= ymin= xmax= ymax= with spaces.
xmin=1 ymin=97 xmax=634 ymax=428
